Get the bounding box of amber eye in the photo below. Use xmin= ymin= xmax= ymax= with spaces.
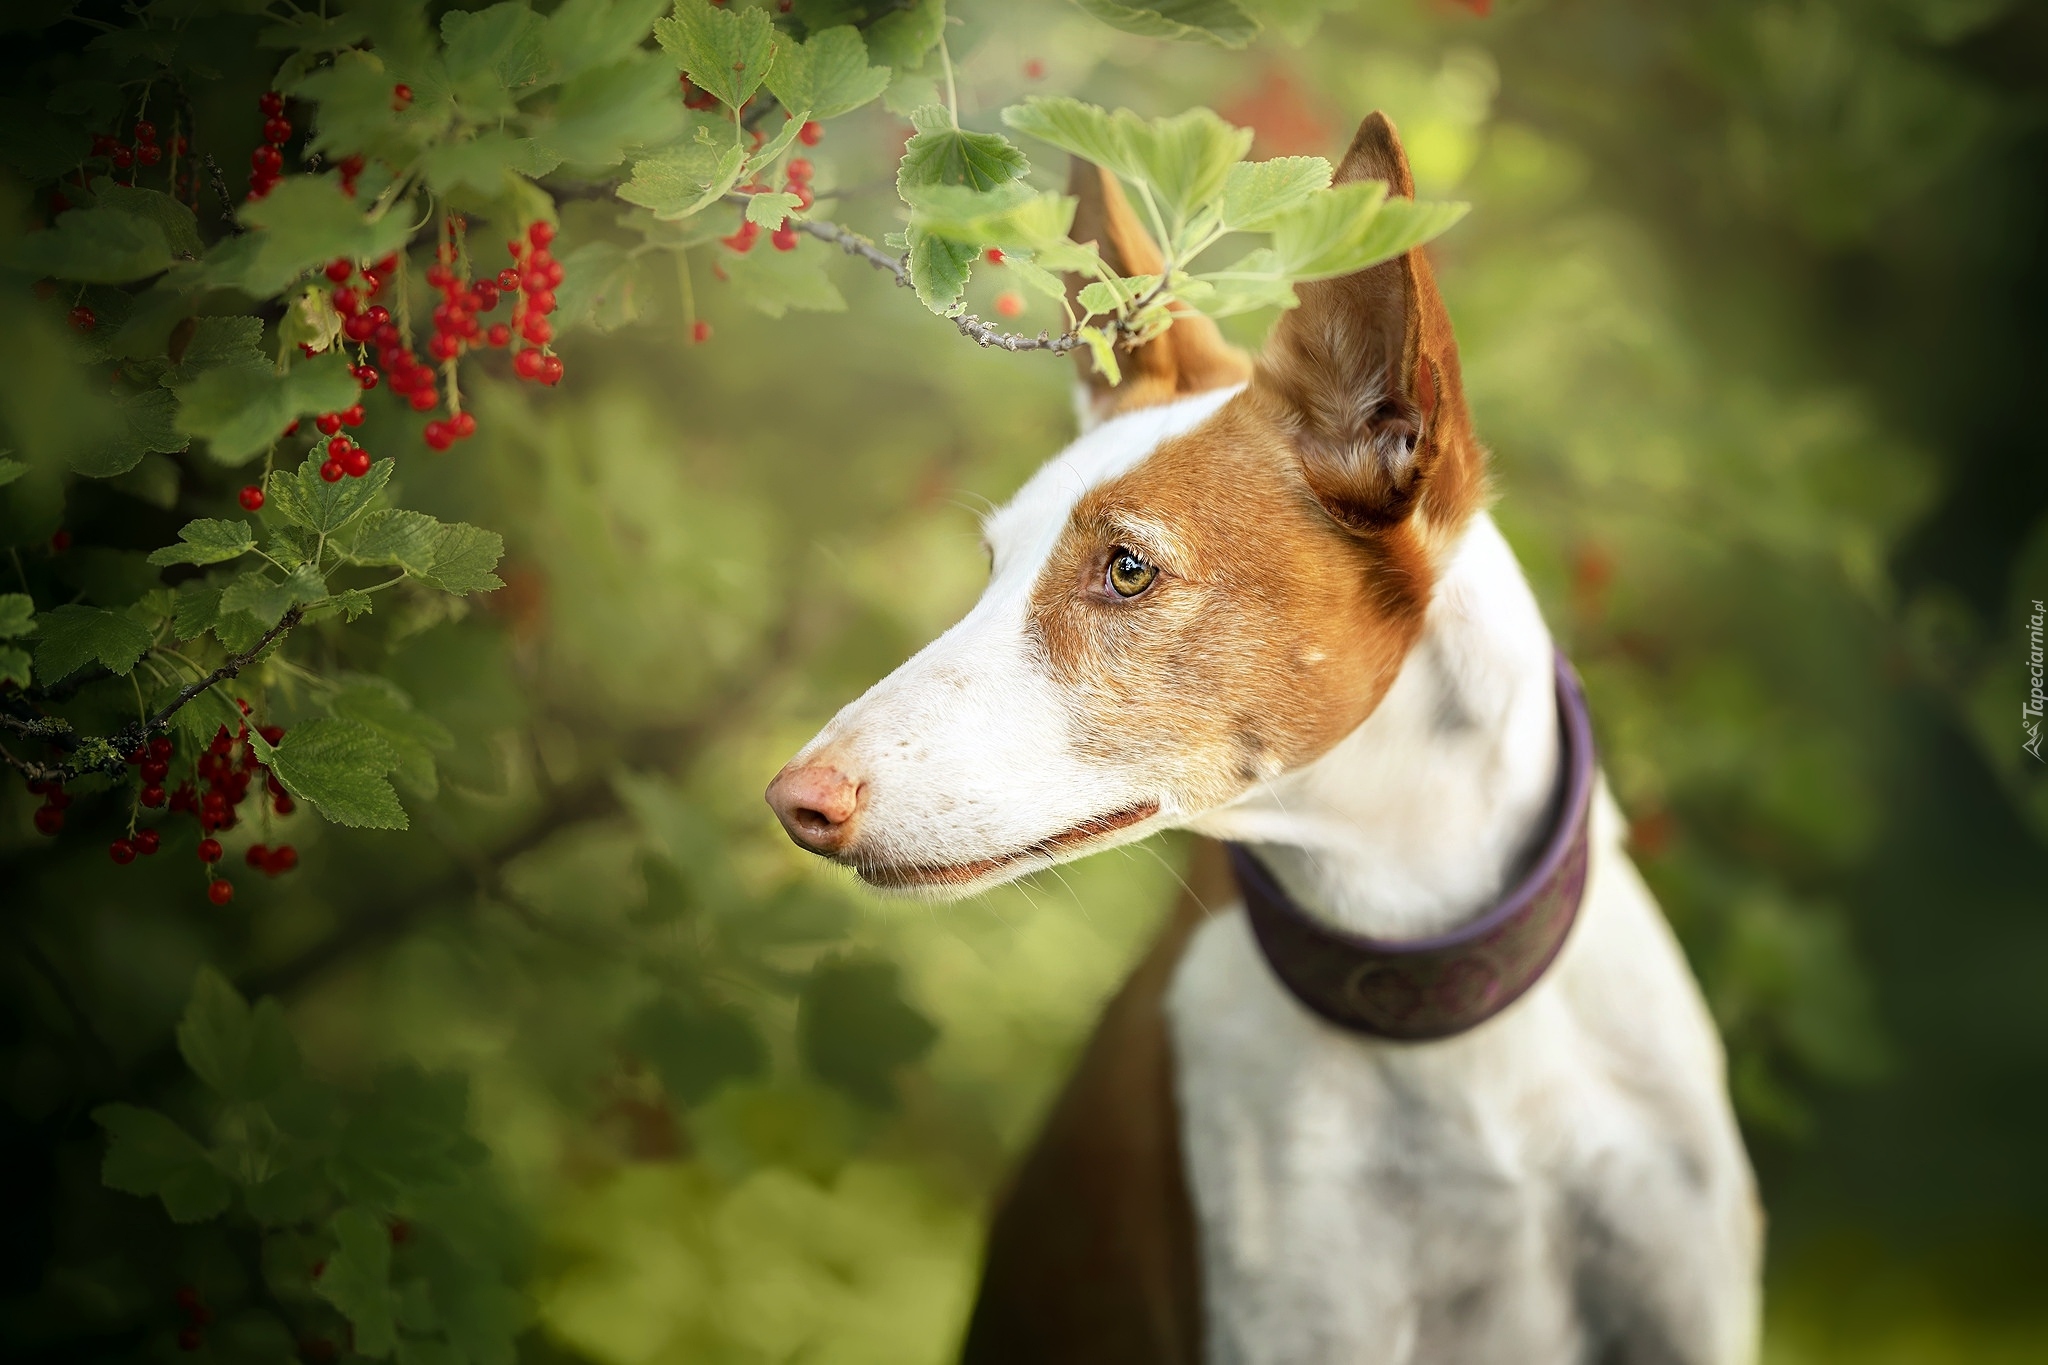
xmin=1106 ymin=547 xmax=1159 ymax=598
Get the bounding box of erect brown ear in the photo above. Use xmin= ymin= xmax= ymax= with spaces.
xmin=1064 ymin=158 xmax=1251 ymax=424
xmin=1251 ymin=112 xmax=1479 ymax=535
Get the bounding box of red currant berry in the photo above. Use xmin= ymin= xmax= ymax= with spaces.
xmin=245 ymin=843 xmax=269 ymax=868
xmin=526 ymin=289 xmax=556 ymax=314
xmin=206 ymin=879 xmax=234 ymax=906
xmin=274 ymin=794 xmax=295 ymax=816
xmin=542 ymin=258 xmax=565 ymax=288
xmin=332 ymin=288 xmax=361 ymax=316
xmin=425 ymin=263 xmax=454 ymax=289
xmin=326 ymin=435 xmax=352 ymax=459
xmin=150 ymin=736 xmax=173 ymax=759
xmin=1025 ymin=58 xmax=1046 ymax=79
xmin=365 ymin=305 xmax=390 ymax=326
xmin=691 ymin=319 xmax=711 ymax=344
xmin=513 ymin=348 xmax=544 ymax=381
xmin=320 ymin=459 xmax=344 ymax=482
xmin=360 ymin=270 xmax=384 ymax=296
xmin=141 ymin=759 xmax=169 ymax=783
xmin=111 ymin=145 xmax=134 ymax=169
xmin=252 ymin=144 xmax=282 ymax=175
xmin=985 ymin=248 xmax=1005 ymax=265
xmin=138 ymin=143 xmax=162 ymax=166
xmin=451 ymin=411 xmax=476 ymax=438
xmin=787 ymin=157 xmax=813 ymax=182
xmin=197 ymin=837 xmax=222 ymax=863
xmin=340 ymin=404 xmax=365 ymax=427
xmin=69 ymin=306 xmax=96 ymax=332
xmin=422 ymin=420 xmax=453 ymax=450
xmin=33 ymin=806 xmax=63 ymax=835
xmin=408 ymin=388 xmax=436 ymax=411
xmin=50 ymin=529 xmax=71 ymax=553
xmin=284 ymin=419 xmax=300 ymax=437
xmin=995 ymin=291 xmax=1024 ymax=318
xmin=538 ymin=354 xmax=563 ymax=386
xmin=472 ymin=283 xmax=500 ymax=312
xmin=263 ymin=116 xmax=292 ymax=145
xmin=325 ymin=258 xmax=353 ymax=283
xmin=260 ymin=91 xmax=284 ymax=116
xmin=267 ymin=844 xmax=298 ymax=875
xmin=486 ymin=323 xmax=511 ymax=347
xmin=355 ymin=365 xmax=379 ymax=389
xmin=238 ymin=484 xmax=265 ymax=511
xmin=135 ymin=120 xmax=158 ymax=144
xmin=798 ymin=120 xmax=822 ymax=146
xmin=343 ymin=313 xmax=376 ymax=343
xmin=520 ymin=315 xmax=552 ymax=346
xmin=340 ymin=154 xmax=365 ymax=179
xmin=109 ymin=839 xmax=136 ymax=865
xmin=427 ymin=332 xmax=459 ymax=361
xmin=342 ymin=446 xmax=371 ymax=477
xmin=135 ymin=828 xmax=161 ymax=854
xmin=528 ymin=220 xmax=556 ymax=249
xmin=497 ymin=269 xmax=521 ymax=294
xmin=770 ymin=224 xmax=798 ymax=252
xmin=316 ymin=412 xmax=342 ymax=436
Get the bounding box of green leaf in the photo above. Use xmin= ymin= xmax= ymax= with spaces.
xmin=252 ymin=718 xmax=407 ymax=829
xmin=327 ymin=1066 xmax=485 ymax=1202
xmin=765 ymin=25 xmax=891 ymax=121
xmin=0 ymin=594 xmax=32 ymax=639
xmin=92 ymin=180 xmax=204 ymax=259
xmin=177 ymin=967 xmax=301 ymax=1104
xmin=344 ymin=508 xmax=504 ymax=593
xmin=897 ymin=104 xmax=1030 ymax=194
xmin=149 ymin=518 xmax=257 ymax=567
xmin=218 ymin=564 xmax=325 ymax=630
xmin=536 ymin=55 xmax=684 ymax=166
xmin=723 ymin=240 xmax=847 ymax=318
xmin=8 ymin=207 xmax=173 ymax=283
xmin=1002 ymin=96 xmax=1137 ymax=184
xmin=73 ymin=387 xmax=188 ymax=478
xmin=1263 ymin=182 xmax=1469 ymax=280
xmin=0 ymin=646 xmax=29 ymax=690
xmin=442 ymin=1 xmax=551 ymax=94
xmin=550 ymin=241 xmax=644 ymax=332
xmin=163 ymin=316 xmax=267 ymax=385
xmin=797 ymin=956 xmax=938 ymax=1109
xmin=1070 ymin=0 xmax=1259 ymax=47
xmin=744 ymin=190 xmax=803 ymax=228
xmin=420 ymin=132 xmax=563 ymax=198
xmin=542 ymin=0 xmax=671 ymax=83
xmin=210 ymin=176 xmax=414 ymax=298
xmin=316 ymin=1207 xmax=399 ymax=1359
xmin=1002 ymin=97 xmax=1251 ymax=228
xmin=0 ymin=457 xmax=25 ymax=487
xmin=618 ymin=138 xmax=746 ymax=221
xmin=94 ymin=1104 xmax=232 ymax=1223
xmin=862 ymin=0 xmax=944 ymax=73
xmin=653 ymin=0 xmax=774 ymax=111
xmin=33 ymin=604 xmax=151 ymax=682
xmin=1221 ymin=155 xmax=1332 ymax=230
xmin=170 ymin=683 xmax=246 ymax=749
xmin=172 ymin=581 xmax=221 ymax=642
xmin=292 ymin=50 xmax=400 ymax=159
xmin=906 ymin=229 xmax=975 ymax=314
xmin=1076 ymin=322 xmax=1121 ymax=386
xmin=627 ymin=995 xmax=767 ymax=1105
xmin=268 ymin=451 xmax=396 ymax=536
xmin=327 ymin=679 xmax=452 ymax=798
xmin=903 ymin=182 xmax=1076 ymax=248
xmin=173 ymin=354 xmax=363 ymax=465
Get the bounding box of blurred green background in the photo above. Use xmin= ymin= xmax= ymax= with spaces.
xmin=6 ymin=1 xmax=2047 ymax=1362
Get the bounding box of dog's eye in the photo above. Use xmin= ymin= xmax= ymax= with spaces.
xmin=1106 ymin=547 xmax=1159 ymax=598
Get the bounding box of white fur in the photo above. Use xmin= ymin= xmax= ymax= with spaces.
xmin=792 ymin=388 xmax=1761 ymax=1360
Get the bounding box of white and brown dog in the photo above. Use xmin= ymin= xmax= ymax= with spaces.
xmin=767 ymin=114 xmax=1761 ymax=1365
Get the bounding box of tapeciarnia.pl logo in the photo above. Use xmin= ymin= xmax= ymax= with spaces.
xmin=2026 ymin=598 xmax=2045 ymax=762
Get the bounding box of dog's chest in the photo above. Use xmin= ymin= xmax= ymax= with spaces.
xmin=1164 ymin=907 xmax=1599 ymax=1365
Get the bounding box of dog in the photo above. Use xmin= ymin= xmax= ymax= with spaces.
xmin=766 ymin=113 xmax=1761 ymax=1365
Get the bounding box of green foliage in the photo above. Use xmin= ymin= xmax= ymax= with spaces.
xmin=798 ymin=956 xmax=939 ymax=1108
xmin=252 ymin=719 xmax=408 ymax=829
xmin=897 ymin=105 xmax=1030 ymax=192
xmin=1071 ymin=0 xmax=1259 ymax=47
xmin=654 ymin=0 xmax=776 ymax=111
xmin=765 ymin=25 xmax=893 ymax=120
xmin=32 ymin=603 xmax=152 ymax=681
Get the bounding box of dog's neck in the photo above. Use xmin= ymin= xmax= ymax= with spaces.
xmin=1189 ymin=513 xmax=1562 ymax=940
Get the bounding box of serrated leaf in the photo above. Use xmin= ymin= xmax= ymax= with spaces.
xmin=267 ymin=452 xmax=395 ymax=535
xmin=1221 ymin=155 xmax=1332 ymax=230
xmin=618 ymin=139 xmax=746 ymax=221
xmin=92 ymin=180 xmax=204 ymax=259
xmin=173 ymin=354 xmax=363 ymax=465
xmin=0 ymin=646 xmax=29 ymax=690
xmin=1264 ymin=182 xmax=1468 ymax=280
xmin=178 ymin=967 xmax=301 ymax=1104
xmin=903 ymin=182 xmax=1076 ymax=250
xmin=253 ymin=718 xmax=406 ymax=829
xmin=744 ymin=191 xmax=802 ymax=228
xmin=0 ymin=457 xmax=25 ymax=487
xmin=1003 ymin=97 xmax=1251 ymax=229
xmin=536 ymin=54 xmax=684 ymax=167
xmin=550 ymin=241 xmax=644 ymax=332
xmin=73 ymin=387 xmax=187 ymax=478
xmin=442 ymin=2 xmax=551 ymax=93
xmin=798 ymin=956 xmax=937 ymax=1109
xmin=627 ymin=995 xmax=766 ymax=1105
xmin=906 ymin=229 xmax=974 ymax=314
xmin=765 ymin=25 xmax=891 ymax=121
xmin=420 ymin=132 xmax=563 ymax=198
xmin=149 ymin=518 xmax=257 ymax=567
xmin=1003 ymin=254 xmax=1072 ymax=306
xmin=542 ymin=0 xmax=671 ymax=83
xmin=723 ymin=241 xmax=846 ymax=319
xmin=316 ymin=1207 xmax=399 ymax=1359
xmin=1071 ymin=0 xmax=1259 ymax=47
xmin=1076 ymin=323 xmax=1120 ymax=386
xmin=33 ymin=604 xmax=151 ymax=682
xmin=343 ymin=508 xmax=503 ymax=593
xmin=164 ymin=316 xmax=267 ymax=385
xmin=863 ymin=0 xmax=944 ymax=72
xmin=170 ymin=683 xmax=246 ymax=748
xmin=897 ymin=104 xmax=1029 ymax=194
xmin=292 ymin=49 xmax=400 ymax=158
xmin=0 ymin=594 xmax=33 ymax=639
xmin=208 ymin=177 xmax=414 ymax=298
xmin=218 ymin=564 xmax=325 ymax=630
xmin=328 ymin=1066 xmax=484 ymax=1203
xmin=94 ymin=1104 xmax=232 ymax=1223
xmin=327 ymin=679 xmax=452 ymax=797
xmin=172 ymin=582 xmax=221 ymax=642
xmin=653 ymin=0 xmax=774 ymax=111
xmin=7 ymin=208 xmax=172 ymax=283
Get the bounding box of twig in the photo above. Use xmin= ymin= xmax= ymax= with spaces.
xmin=203 ymin=153 xmax=240 ymax=233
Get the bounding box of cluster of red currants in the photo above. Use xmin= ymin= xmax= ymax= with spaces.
xmin=172 ymin=1285 xmax=212 ymax=1353
xmin=506 ymin=220 xmax=565 ymax=388
xmin=88 ymin=120 xmax=181 ymax=178
xmin=723 ymin=151 xmax=818 ymax=256
xmin=156 ymin=715 xmax=299 ymax=903
xmin=249 ymin=91 xmax=292 ymax=200
xmin=26 ymin=776 xmax=73 ymax=836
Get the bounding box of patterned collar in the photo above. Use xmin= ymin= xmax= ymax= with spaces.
xmin=1226 ymin=653 xmax=1596 ymax=1042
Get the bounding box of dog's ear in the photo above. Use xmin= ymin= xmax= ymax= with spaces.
xmin=1065 ymin=158 xmax=1251 ymax=425
xmin=1251 ymin=112 xmax=1478 ymax=534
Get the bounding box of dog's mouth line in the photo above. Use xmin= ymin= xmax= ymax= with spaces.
xmin=851 ymin=801 xmax=1162 ymax=889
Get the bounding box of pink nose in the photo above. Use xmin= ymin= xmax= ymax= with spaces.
xmin=766 ymin=762 xmax=865 ymax=856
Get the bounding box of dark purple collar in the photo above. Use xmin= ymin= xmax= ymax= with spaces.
xmin=1227 ymin=653 xmax=1595 ymax=1042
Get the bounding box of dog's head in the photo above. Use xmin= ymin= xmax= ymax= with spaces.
xmin=767 ymin=113 xmax=1485 ymax=896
